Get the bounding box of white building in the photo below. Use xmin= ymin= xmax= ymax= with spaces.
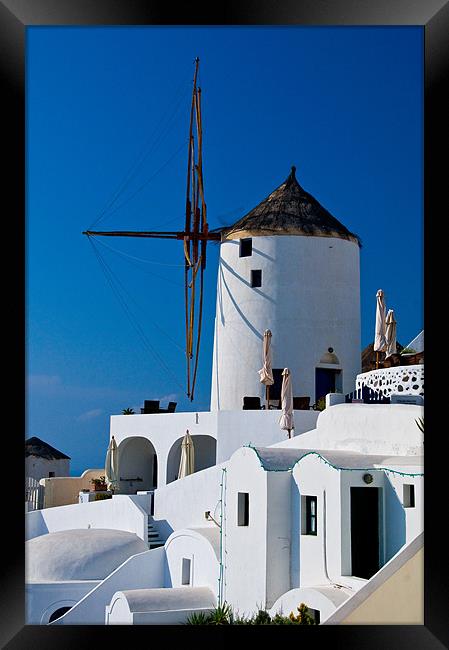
xmin=25 ymin=437 xmax=71 ymax=481
xmin=25 ymin=169 xmax=424 ymax=625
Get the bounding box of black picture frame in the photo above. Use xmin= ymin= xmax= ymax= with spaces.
xmin=2 ymin=0 xmax=446 ymax=647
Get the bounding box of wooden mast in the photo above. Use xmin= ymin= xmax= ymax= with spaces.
xmin=83 ymin=58 xmax=218 ymax=402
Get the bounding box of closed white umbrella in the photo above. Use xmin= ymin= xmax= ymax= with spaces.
xmin=258 ymin=329 xmax=274 ymax=408
xmin=178 ymin=429 xmax=195 ymax=479
xmin=279 ymin=368 xmax=294 ymax=439
xmin=105 ymin=435 xmax=118 ymax=493
xmin=385 ymin=309 xmax=397 ymax=358
xmin=374 ymin=289 xmax=387 ymax=368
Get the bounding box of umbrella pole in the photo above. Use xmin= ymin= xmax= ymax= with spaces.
xmin=376 ymin=351 xmax=379 ymax=369
xmin=266 ymin=385 xmax=270 ymax=410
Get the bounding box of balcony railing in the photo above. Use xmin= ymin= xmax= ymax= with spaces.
xmin=356 ymin=364 xmax=424 ymax=398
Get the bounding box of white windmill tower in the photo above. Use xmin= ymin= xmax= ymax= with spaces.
xmin=210 ymin=166 xmax=361 ymax=411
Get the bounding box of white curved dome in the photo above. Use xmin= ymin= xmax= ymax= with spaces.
xmin=26 ymin=529 xmax=148 ymax=582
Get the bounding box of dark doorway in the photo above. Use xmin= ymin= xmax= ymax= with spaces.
xmin=270 ymin=368 xmax=284 ymax=401
xmin=350 ymin=487 xmax=380 ymax=579
xmin=152 ymin=453 xmax=158 ymax=488
xmin=315 ymin=368 xmax=338 ymax=402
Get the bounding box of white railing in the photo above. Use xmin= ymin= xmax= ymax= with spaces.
xmin=356 ymin=364 xmax=424 ymax=398
xmin=25 ymin=477 xmax=44 ymax=511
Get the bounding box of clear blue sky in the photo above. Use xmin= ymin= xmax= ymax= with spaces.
xmin=26 ymin=26 xmax=423 ymax=474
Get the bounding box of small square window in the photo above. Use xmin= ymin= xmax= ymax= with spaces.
xmin=48 ymin=471 xmax=55 ymax=478
xmin=403 ymin=484 xmax=415 ymax=508
xmin=238 ymin=492 xmax=249 ymax=526
xmin=181 ymin=558 xmax=191 ymax=585
xmin=251 ymin=269 xmax=262 ymax=288
xmin=239 ymin=238 xmax=252 ymax=257
xmin=301 ymin=495 xmax=317 ymax=535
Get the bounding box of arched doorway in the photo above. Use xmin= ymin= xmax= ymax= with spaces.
xmin=117 ymin=437 xmax=158 ymax=494
xmin=166 ymin=435 xmax=217 ymax=484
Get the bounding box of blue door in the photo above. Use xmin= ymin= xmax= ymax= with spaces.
xmin=315 ymin=368 xmax=337 ymax=402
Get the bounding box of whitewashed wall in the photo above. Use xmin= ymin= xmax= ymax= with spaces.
xmin=211 ymin=235 xmax=361 ymax=411
xmin=276 ymin=403 xmax=424 ymax=457
xmin=153 ymin=463 xmax=225 ymax=540
xmin=224 ymin=447 xmax=268 ymax=615
xmin=26 ymin=581 xmax=99 ymax=624
xmin=292 ymin=454 xmax=341 ymax=586
xmin=382 ymin=471 xmax=424 ymax=562
xmin=215 ymin=409 xmax=318 ymax=463
xmin=164 ymin=528 xmax=220 ymax=596
xmin=52 ymin=547 xmax=166 ymax=625
xmin=26 ymin=494 xmax=149 ymax=542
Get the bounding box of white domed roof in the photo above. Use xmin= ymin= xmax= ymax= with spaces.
xmin=26 ymin=529 xmax=148 ymax=582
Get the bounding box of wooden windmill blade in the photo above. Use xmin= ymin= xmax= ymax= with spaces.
xmin=83 ymin=58 xmax=218 ymax=402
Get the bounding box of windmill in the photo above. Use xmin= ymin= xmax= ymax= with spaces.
xmin=83 ymin=58 xmax=220 ymax=402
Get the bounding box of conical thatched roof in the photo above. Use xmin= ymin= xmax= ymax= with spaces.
xmin=25 ymin=436 xmax=71 ymax=460
xmin=218 ymin=166 xmax=361 ymax=245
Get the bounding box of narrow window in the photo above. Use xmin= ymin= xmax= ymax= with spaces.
xmin=251 ymin=269 xmax=262 ymax=288
xmin=239 ymin=238 xmax=252 ymax=257
xmin=403 ymin=484 xmax=415 ymax=508
xmin=181 ymin=558 xmax=191 ymax=585
xmin=48 ymin=471 xmax=55 ymax=478
xmin=238 ymin=492 xmax=249 ymax=526
xmin=301 ymin=495 xmax=318 ymax=535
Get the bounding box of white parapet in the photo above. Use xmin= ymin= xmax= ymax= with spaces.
xmin=356 ymin=365 xmax=424 ymax=398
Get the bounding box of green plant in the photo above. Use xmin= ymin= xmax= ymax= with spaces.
xmin=94 ymin=493 xmax=112 ymax=501
xmin=185 ymin=611 xmax=211 ymax=625
xmin=206 ymin=602 xmax=233 ymax=625
xmin=90 ymin=475 xmax=106 ymax=486
xmin=122 ymin=407 xmax=135 ymax=415
xmin=252 ymin=609 xmax=272 ymax=625
xmin=401 ymin=347 xmax=417 ymax=355
xmin=185 ymin=602 xmax=318 ymax=625
xmin=288 ymin=603 xmax=317 ymax=625
xmin=314 ymin=396 xmax=326 ymax=411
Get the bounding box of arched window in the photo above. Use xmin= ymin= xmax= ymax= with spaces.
xmin=48 ymin=606 xmax=71 ymax=622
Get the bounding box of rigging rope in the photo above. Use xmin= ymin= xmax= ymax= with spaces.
xmin=88 ymin=237 xmax=186 ymax=392
xmin=89 ymin=80 xmax=190 ymax=230
xmin=93 ymin=138 xmax=189 ymax=224
xmin=89 ymin=237 xmax=186 ymax=354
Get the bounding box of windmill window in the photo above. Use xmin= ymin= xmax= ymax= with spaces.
xmin=238 ymin=492 xmax=249 ymax=526
xmin=403 ymin=484 xmax=415 ymax=508
xmin=251 ymin=269 xmax=262 ymax=288
xmin=301 ymin=495 xmax=317 ymax=535
xmin=239 ymin=238 xmax=252 ymax=257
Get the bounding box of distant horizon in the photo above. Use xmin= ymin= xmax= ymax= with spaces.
xmin=27 ymin=26 xmax=423 ymax=471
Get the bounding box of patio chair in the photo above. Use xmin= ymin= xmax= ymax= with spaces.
xmin=242 ymin=396 xmax=265 ymax=410
xmin=141 ymin=400 xmax=160 ymax=414
xmin=167 ymin=401 xmax=177 ymax=413
xmin=293 ymin=396 xmax=311 ymax=410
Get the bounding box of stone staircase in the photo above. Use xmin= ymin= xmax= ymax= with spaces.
xmin=147 ymin=518 xmax=166 ymax=550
